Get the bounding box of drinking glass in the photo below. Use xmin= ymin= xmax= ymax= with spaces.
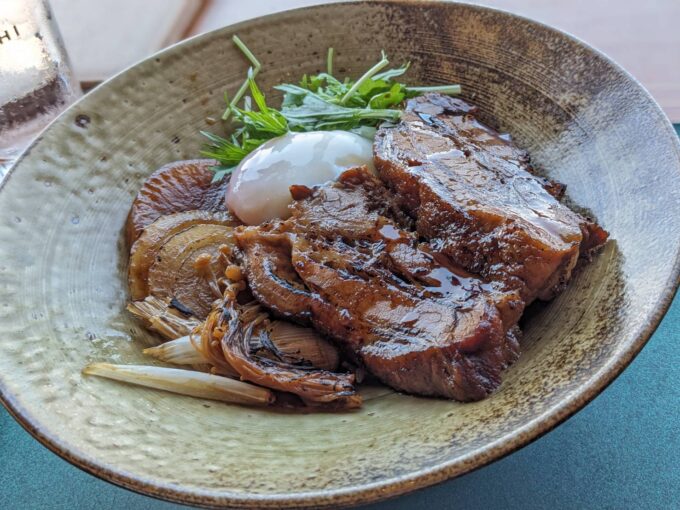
xmin=0 ymin=0 xmax=81 ymax=179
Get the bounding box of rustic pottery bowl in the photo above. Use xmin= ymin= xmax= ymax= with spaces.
xmin=1 ymin=1 xmax=679 ymax=508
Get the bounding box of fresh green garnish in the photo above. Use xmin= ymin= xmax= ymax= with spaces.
xmin=222 ymin=35 xmax=262 ymax=121
xmin=201 ymin=36 xmax=461 ymax=182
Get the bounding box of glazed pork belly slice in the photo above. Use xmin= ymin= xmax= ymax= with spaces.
xmin=235 ymin=168 xmax=520 ymax=401
xmin=287 ymin=167 xmax=524 ymax=328
xmin=374 ymin=94 xmax=608 ymax=303
xmin=291 ymin=235 xmax=520 ymax=401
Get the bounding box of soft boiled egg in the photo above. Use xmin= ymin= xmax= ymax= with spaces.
xmin=226 ymin=131 xmax=376 ymax=225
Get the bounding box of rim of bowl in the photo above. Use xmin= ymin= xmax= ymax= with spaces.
xmin=1 ymin=1 xmax=679 ymax=508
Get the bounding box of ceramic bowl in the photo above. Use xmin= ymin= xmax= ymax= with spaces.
xmin=1 ymin=1 xmax=679 ymax=508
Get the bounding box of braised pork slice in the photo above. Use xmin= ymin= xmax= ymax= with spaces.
xmin=374 ymin=94 xmax=608 ymax=303
xmin=235 ymin=168 xmax=520 ymax=401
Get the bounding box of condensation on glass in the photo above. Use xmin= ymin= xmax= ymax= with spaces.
xmin=0 ymin=0 xmax=81 ymax=179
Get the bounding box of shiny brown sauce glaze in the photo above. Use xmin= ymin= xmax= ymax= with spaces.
xmin=374 ymin=94 xmax=608 ymax=304
xmin=236 ymin=168 xmax=521 ymax=401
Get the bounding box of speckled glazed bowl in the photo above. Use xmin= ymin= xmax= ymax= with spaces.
xmin=1 ymin=1 xmax=679 ymax=508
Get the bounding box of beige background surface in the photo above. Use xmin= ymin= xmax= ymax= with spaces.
xmin=51 ymin=0 xmax=204 ymax=82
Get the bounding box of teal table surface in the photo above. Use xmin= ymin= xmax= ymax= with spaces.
xmin=2 ymin=127 xmax=679 ymax=510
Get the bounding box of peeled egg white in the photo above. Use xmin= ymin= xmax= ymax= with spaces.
xmin=226 ymin=131 xmax=375 ymax=225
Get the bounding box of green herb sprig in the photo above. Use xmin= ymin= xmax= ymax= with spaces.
xmin=202 ymin=38 xmax=461 ymax=181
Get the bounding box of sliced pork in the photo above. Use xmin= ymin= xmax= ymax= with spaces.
xmin=374 ymin=94 xmax=608 ymax=303
xmin=236 ymin=168 xmax=520 ymax=401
